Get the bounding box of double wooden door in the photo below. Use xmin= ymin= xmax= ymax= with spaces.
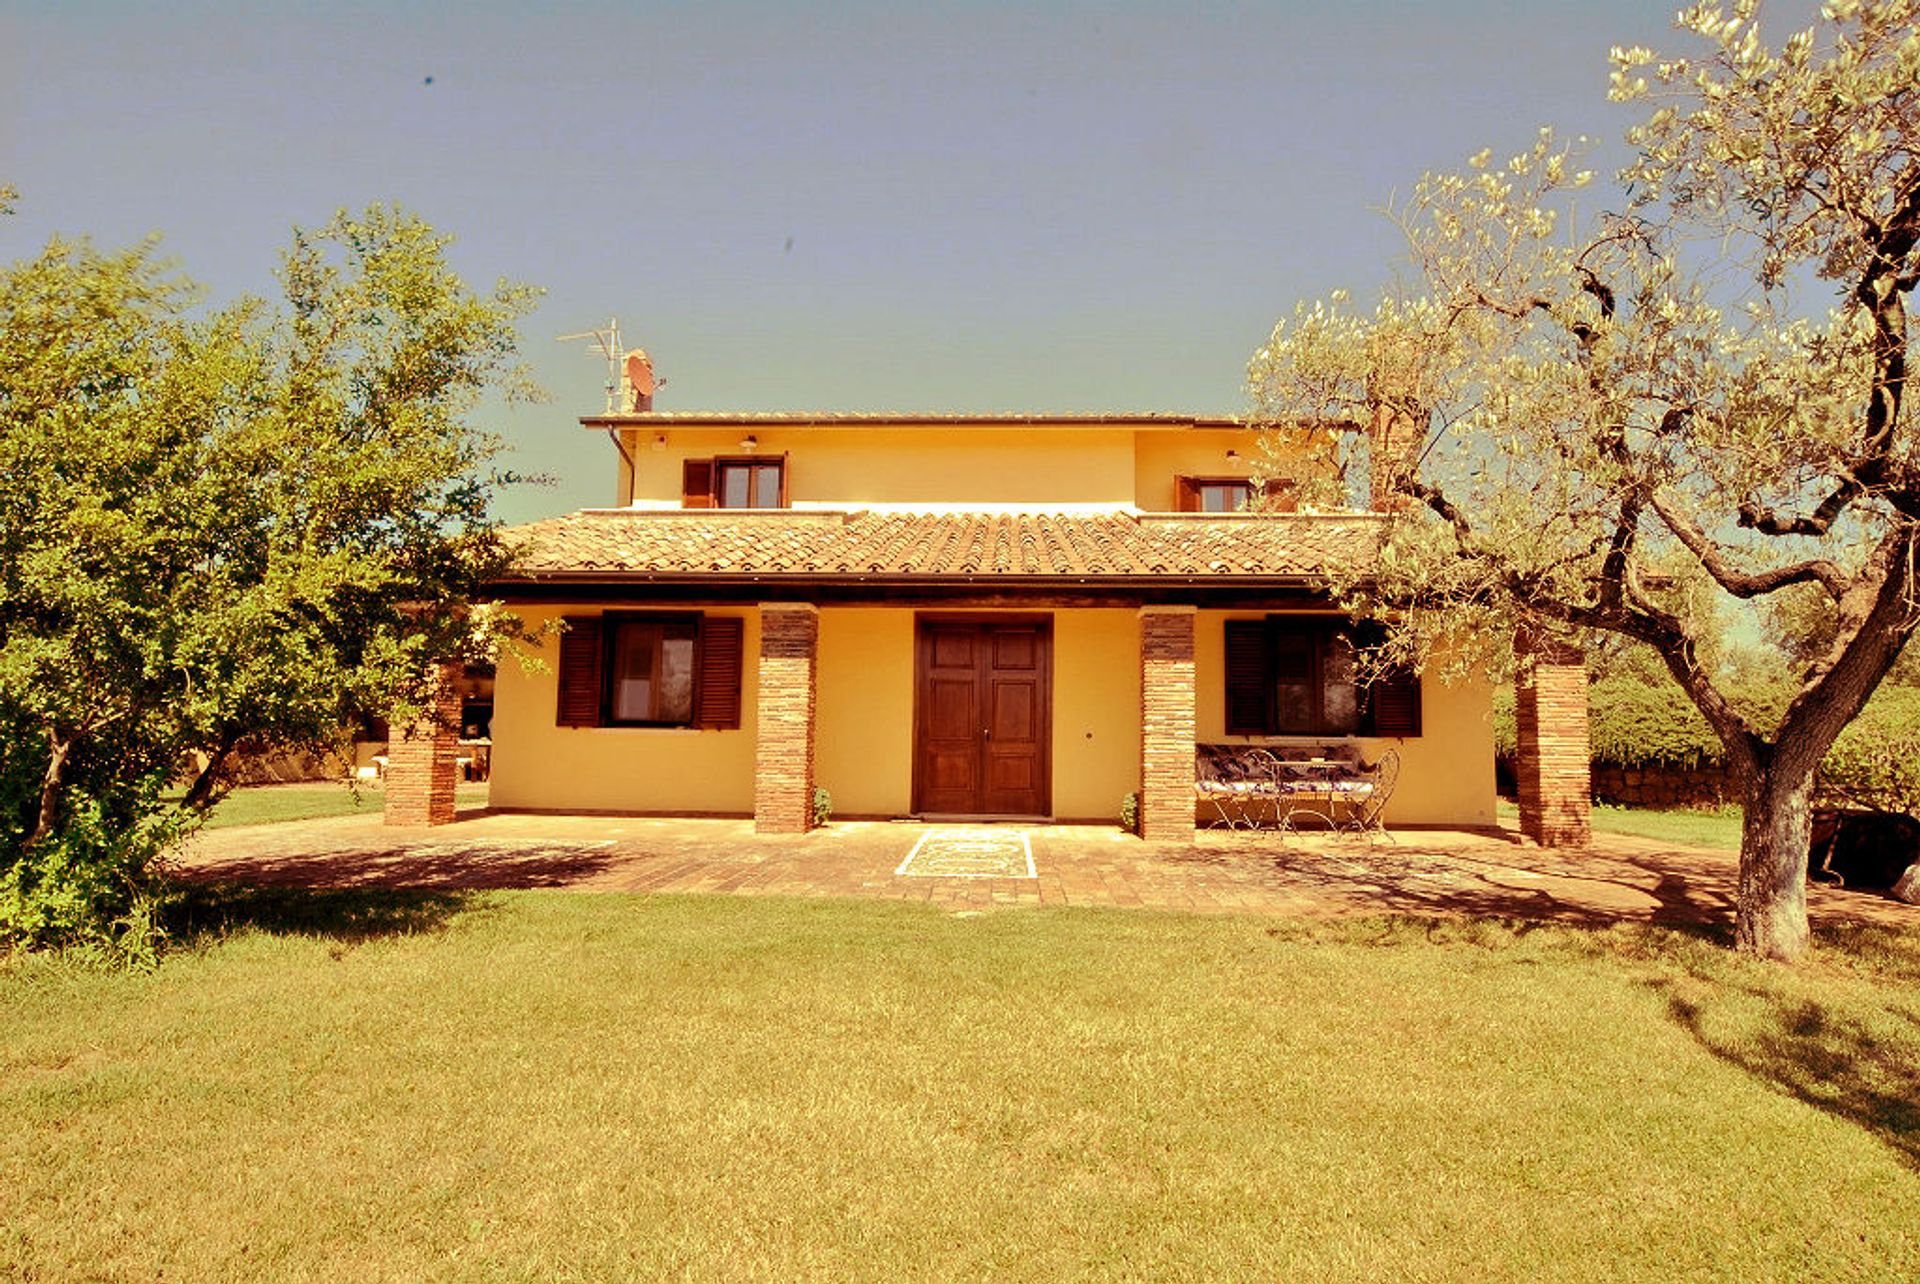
xmin=913 ymin=617 xmax=1052 ymax=817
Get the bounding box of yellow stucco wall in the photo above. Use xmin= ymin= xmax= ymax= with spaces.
xmin=623 ymin=428 xmax=1137 ymax=507
xmin=1130 ymin=429 xmax=1264 ymax=512
xmin=614 ymin=424 xmax=1337 ymax=512
xmin=815 ymin=609 xmax=915 ymax=816
xmin=1049 ymin=611 xmax=1142 ymax=820
xmin=489 ymin=605 xmax=761 ymax=814
xmin=1195 ymin=611 xmax=1495 ymax=826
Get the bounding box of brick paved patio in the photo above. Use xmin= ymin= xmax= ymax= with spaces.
xmin=173 ymin=808 xmax=1920 ymax=931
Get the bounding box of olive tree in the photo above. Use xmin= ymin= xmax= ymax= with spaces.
xmin=1248 ymin=0 xmax=1920 ymax=961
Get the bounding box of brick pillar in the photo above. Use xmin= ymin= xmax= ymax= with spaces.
xmin=384 ymin=661 xmax=463 ymax=827
xmin=1139 ymin=606 xmax=1197 ymax=845
xmin=754 ymin=603 xmax=818 ymax=834
xmin=1514 ymin=629 xmax=1591 ymax=847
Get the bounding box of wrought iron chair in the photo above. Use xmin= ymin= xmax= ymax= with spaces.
xmin=1338 ymin=748 xmax=1400 ymax=842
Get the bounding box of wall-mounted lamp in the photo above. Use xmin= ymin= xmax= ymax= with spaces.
xmin=739 ymin=435 xmax=759 ymax=451
xmin=650 ymin=434 xmax=668 ymax=453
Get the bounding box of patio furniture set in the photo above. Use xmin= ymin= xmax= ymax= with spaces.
xmin=1195 ymin=744 xmax=1400 ymax=839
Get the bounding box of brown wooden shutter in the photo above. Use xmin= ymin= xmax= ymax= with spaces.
xmin=1261 ymin=478 xmax=1298 ymax=512
xmin=682 ymin=458 xmax=714 ymax=508
xmin=1175 ymin=476 xmax=1200 ymax=512
xmin=556 ymin=616 xmax=604 ymax=727
xmin=1369 ymin=669 xmax=1422 ymax=737
xmin=692 ymin=615 xmax=744 ymax=729
xmin=1224 ymin=619 xmax=1271 ymax=735
xmin=776 ymin=453 xmax=791 ymax=508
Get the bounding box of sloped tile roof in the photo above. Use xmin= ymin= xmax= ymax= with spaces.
xmin=498 ymin=509 xmax=1384 ymax=582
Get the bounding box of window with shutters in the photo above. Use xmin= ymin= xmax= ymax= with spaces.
xmin=1224 ymin=617 xmax=1420 ymax=737
xmin=1175 ymin=476 xmax=1296 ymax=513
xmin=683 ymin=455 xmax=788 ymax=508
xmin=555 ymin=613 xmax=744 ymax=730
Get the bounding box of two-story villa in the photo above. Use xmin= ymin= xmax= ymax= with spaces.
xmin=435 ymin=408 xmax=1500 ymax=843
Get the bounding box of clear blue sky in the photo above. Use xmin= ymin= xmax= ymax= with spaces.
xmin=3 ymin=0 xmax=1687 ymax=520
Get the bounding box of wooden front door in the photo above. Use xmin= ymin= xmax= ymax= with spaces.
xmin=913 ymin=616 xmax=1052 ymax=817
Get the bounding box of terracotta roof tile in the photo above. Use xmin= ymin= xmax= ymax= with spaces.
xmin=498 ymin=509 xmax=1385 ymax=583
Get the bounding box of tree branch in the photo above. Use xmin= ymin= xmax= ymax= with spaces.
xmin=1652 ymin=491 xmax=1848 ymax=599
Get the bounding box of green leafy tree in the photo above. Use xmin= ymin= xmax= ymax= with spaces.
xmin=1249 ymin=1 xmax=1920 ymax=961
xmin=0 ymin=204 xmax=539 ymax=954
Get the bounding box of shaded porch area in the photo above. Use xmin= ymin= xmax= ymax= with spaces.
xmin=175 ymin=811 xmax=1920 ymax=932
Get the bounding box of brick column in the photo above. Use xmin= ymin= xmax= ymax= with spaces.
xmin=1139 ymin=606 xmax=1197 ymax=845
xmin=1514 ymin=629 xmax=1591 ymax=847
xmin=754 ymin=603 xmax=818 ymax=834
xmin=384 ymin=661 xmax=463 ymax=827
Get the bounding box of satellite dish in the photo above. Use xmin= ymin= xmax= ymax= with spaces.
xmin=624 ymin=349 xmax=657 ymax=400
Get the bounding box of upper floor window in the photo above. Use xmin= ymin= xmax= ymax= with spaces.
xmin=1175 ymin=475 xmax=1294 ymax=513
xmin=1184 ymin=478 xmax=1254 ymax=512
xmin=717 ymin=458 xmax=785 ymax=508
xmin=682 ymin=455 xmax=789 ymax=508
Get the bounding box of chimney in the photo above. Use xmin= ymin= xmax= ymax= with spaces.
xmin=622 ymin=349 xmax=657 ymax=413
xmin=1366 ymin=349 xmax=1423 ymax=512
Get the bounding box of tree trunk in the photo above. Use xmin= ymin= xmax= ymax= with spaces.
xmin=1735 ymin=762 xmax=1814 ymax=963
xmin=25 ymin=734 xmax=71 ymax=851
xmin=181 ymin=729 xmax=242 ymax=811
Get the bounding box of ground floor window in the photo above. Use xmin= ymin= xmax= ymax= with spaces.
xmin=1226 ymin=616 xmax=1420 ymax=737
xmin=556 ymin=612 xmax=744 ymax=730
xmin=609 ymin=617 xmax=699 ymax=725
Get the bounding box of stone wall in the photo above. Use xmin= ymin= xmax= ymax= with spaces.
xmin=1592 ymin=762 xmax=1735 ymax=809
xmin=1497 ymin=757 xmax=1736 ymax=809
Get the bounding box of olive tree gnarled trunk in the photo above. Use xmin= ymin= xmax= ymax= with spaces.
xmin=1733 ymin=758 xmax=1813 ymax=961
xmin=1682 ymin=524 xmax=1920 ymax=962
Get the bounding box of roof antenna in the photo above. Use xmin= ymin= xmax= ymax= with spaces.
xmin=559 ymin=317 xmax=664 ymax=505
xmin=557 ymin=317 xmax=626 ymax=413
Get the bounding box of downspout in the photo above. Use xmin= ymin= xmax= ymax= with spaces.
xmin=608 ymin=427 xmax=638 ymax=507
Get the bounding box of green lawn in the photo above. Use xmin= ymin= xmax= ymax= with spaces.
xmin=4 ymin=894 xmax=1917 ymax=1280
xmin=195 ymin=781 xmax=491 ymax=829
xmin=1500 ymin=799 xmax=1743 ymax=849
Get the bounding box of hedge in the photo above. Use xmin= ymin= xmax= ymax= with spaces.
xmin=1494 ymin=677 xmax=1920 ymax=815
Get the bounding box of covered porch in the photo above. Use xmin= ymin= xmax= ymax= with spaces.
xmin=385 ymin=508 xmax=1591 ymax=845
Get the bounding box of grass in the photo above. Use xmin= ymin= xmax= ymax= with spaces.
xmin=1500 ymin=799 xmax=1743 ymax=850
xmin=4 ymin=894 xmax=1918 ymax=1281
xmin=194 ymin=781 xmax=491 ymax=829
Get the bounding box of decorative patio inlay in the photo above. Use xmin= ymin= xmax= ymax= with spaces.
xmin=895 ymin=827 xmax=1037 ymax=879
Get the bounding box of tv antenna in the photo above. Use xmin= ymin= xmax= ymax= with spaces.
xmin=557 ymin=317 xmax=625 ymax=413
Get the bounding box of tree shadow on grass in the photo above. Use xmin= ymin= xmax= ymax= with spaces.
xmin=164 ymin=882 xmax=484 ymax=946
xmin=1655 ymin=927 xmax=1920 ymax=1171
xmin=170 ymin=838 xmax=623 ymax=892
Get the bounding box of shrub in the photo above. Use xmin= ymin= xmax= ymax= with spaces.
xmin=1586 ymin=678 xmax=1726 ymax=767
xmin=1818 ymin=688 xmax=1920 ymax=816
xmin=1120 ymin=792 xmax=1139 ymax=833
xmin=0 ymin=792 xmax=188 ymax=965
xmin=811 ymin=787 xmax=833 ymax=827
